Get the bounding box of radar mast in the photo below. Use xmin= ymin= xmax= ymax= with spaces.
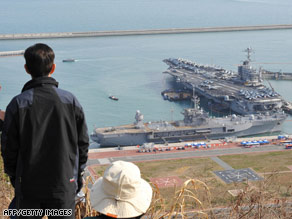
xmin=244 ymin=47 xmax=254 ymax=62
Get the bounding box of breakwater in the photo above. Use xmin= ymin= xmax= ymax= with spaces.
xmin=0 ymin=50 xmax=24 ymax=57
xmin=1 ymin=24 xmax=292 ymax=40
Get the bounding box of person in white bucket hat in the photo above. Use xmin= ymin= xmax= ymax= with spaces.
xmin=90 ymin=161 xmax=153 ymax=219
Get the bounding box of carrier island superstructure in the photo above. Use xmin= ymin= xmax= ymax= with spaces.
xmin=163 ymin=48 xmax=284 ymax=115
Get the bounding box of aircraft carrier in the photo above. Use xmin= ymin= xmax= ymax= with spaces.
xmin=163 ymin=48 xmax=284 ymax=115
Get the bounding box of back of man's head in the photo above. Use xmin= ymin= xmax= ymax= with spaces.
xmin=24 ymin=43 xmax=55 ymax=78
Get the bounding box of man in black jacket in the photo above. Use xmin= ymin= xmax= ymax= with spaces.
xmin=1 ymin=43 xmax=89 ymax=218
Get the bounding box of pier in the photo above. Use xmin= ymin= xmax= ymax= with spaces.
xmin=0 ymin=50 xmax=24 ymax=57
xmin=1 ymin=24 xmax=292 ymax=40
xmin=262 ymin=70 xmax=292 ymax=80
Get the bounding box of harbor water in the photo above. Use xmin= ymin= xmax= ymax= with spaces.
xmin=1 ymin=0 xmax=292 ymax=146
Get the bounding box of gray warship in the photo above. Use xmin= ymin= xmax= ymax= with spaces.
xmin=163 ymin=48 xmax=284 ymax=115
xmin=90 ymin=106 xmax=287 ymax=147
xmin=91 ymin=49 xmax=288 ymax=147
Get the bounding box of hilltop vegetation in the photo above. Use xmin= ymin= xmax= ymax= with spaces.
xmin=1 ymin=147 xmax=292 ymax=218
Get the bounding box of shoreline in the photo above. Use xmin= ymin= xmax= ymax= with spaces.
xmin=88 ymin=134 xmax=283 ymax=153
xmin=87 ymin=135 xmax=288 ymax=167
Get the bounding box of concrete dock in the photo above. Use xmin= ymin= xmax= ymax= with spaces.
xmin=87 ymin=135 xmax=287 ymax=166
xmin=262 ymin=70 xmax=292 ymax=80
xmin=0 ymin=50 xmax=24 ymax=57
xmin=1 ymin=24 xmax=292 ymax=40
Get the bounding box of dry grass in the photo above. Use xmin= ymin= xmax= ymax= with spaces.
xmin=75 ymin=176 xmax=100 ymax=218
xmin=0 ymin=154 xmax=14 ymax=219
xmin=90 ymin=151 xmax=292 ymax=218
xmin=1 ymin=171 xmax=291 ymax=219
xmin=146 ymin=179 xmax=211 ymax=219
xmin=227 ymin=175 xmax=292 ymax=219
xmin=1 ymin=149 xmax=292 ymax=218
xmin=164 ymin=179 xmax=211 ymax=218
xmin=91 ymin=157 xmax=223 ymax=184
xmin=76 ymin=175 xmax=212 ymax=219
xmin=76 ymin=174 xmax=292 ymax=218
xmin=219 ymin=150 xmax=292 ymax=172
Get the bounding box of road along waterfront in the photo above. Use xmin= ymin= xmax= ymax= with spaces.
xmin=1 ymin=24 xmax=292 ymax=40
xmin=87 ymin=136 xmax=288 ymax=166
xmin=88 ymin=145 xmax=286 ymax=165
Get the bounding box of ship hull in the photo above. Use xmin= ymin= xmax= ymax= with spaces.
xmin=91 ymin=132 xmax=148 ymax=147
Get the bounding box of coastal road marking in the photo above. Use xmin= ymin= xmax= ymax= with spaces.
xmin=210 ymin=156 xmax=234 ymax=170
xmin=98 ymin=158 xmax=111 ymax=165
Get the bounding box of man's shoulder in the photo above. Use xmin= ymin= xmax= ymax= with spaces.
xmin=15 ymin=88 xmax=33 ymax=100
xmin=8 ymin=89 xmax=34 ymax=110
xmin=54 ymin=87 xmax=75 ymax=99
xmin=53 ymin=87 xmax=82 ymax=109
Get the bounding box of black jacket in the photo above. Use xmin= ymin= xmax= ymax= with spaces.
xmin=1 ymin=77 xmax=89 ymax=200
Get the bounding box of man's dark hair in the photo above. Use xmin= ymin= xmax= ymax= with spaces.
xmin=24 ymin=43 xmax=55 ymax=78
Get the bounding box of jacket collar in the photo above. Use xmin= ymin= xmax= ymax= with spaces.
xmin=22 ymin=77 xmax=59 ymax=93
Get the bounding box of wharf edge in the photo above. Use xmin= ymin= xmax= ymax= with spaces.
xmin=1 ymin=24 xmax=292 ymax=40
xmin=86 ymin=135 xmax=289 ymax=166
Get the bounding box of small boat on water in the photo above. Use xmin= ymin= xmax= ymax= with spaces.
xmin=109 ymin=95 xmax=119 ymax=101
xmin=62 ymin=59 xmax=76 ymax=62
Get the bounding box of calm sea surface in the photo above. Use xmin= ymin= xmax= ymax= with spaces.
xmin=1 ymin=0 xmax=292 ymax=146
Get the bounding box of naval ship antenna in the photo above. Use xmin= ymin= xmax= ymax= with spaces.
xmin=244 ymin=47 xmax=254 ymax=62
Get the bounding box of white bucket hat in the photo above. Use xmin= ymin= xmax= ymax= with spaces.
xmin=90 ymin=161 xmax=152 ymax=218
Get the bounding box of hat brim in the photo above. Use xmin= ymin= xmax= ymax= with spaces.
xmin=90 ymin=177 xmax=152 ymax=218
